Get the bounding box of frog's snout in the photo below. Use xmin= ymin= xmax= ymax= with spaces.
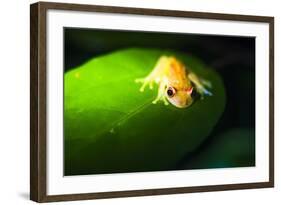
xmin=166 ymin=90 xmax=193 ymax=109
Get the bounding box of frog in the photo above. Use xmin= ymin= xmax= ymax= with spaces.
xmin=135 ymin=56 xmax=212 ymax=108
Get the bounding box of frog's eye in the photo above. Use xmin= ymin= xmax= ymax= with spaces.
xmin=166 ymin=86 xmax=176 ymax=98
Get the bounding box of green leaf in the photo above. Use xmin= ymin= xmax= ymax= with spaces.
xmin=181 ymin=128 xmax=255 ymax=169
xmin=64 ymin=48 xmax=226 ymax=175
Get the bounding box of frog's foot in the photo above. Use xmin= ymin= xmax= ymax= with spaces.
xmin=188 ymin=73 xmax=213 ymax=98
xmin=135 ymin=77 xmax=154 ymax=92
xmin=196 ymin=86 xmax=213 ymax=99
xmin=200 ymin=78 xmax=212 ymax=88
xmin=152 ymin=96 xmax=169 ymax=105
xmin=151 ymin=82 xmax=169 ymax=105
xmin=203 ymin=88 xmax=213 ymax=96
xmin=163 ymin=97 xmax=169 ymax=105
xmin=152 ymin=99 xmax=158 ymax=104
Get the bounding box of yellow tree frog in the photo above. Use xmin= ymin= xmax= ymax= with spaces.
xmin=135 ymin=56 xmax=212 ymax=108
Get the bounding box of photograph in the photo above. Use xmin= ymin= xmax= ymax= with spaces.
xmin=63 ymin=28 xmax=256 ymax=176
xmin=30 ymin=2 xmax=274 ymax=202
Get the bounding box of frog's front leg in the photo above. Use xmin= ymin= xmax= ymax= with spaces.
xmin=188 ymin=72 xmax=212 ymax=97
xmin=152 ymin=81 xmax=169 ymax=105
xmin=135 ymin=56 xmax=169 ymax=92
xmin=135 ymin=75 xmax=154 ymax=92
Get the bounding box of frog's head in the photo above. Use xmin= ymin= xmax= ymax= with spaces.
xmin=165 ymin=86 xmax=194 ymax=108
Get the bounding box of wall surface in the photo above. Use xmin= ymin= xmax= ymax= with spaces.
xmin=0 ymin=0 xmax=279 ymax=204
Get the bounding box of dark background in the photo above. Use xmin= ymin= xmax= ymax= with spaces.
xmin=64 ymin=28 xmax=255 ymax=170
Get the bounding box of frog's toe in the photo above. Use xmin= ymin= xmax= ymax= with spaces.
xmin=163 ymin=98 xmax=169 ymax=105
xmin=139 ymin=83 xmax=147 ymax=92
xmin=200 ymin=78 xmax=212 ymax=88
xmin=203 ymin=88 xmax=213 ymax=96
xmin=152 ymin=98 xmax=159 ymax=104
xmin=135 ymin=78 xmax=142 ymax=83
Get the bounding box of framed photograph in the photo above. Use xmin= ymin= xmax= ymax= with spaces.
xmin=30 ymin=1 xmax=274 ymax=202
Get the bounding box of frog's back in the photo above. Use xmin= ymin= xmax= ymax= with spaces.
xmin=166 ymin=57 xmax=189 ymax=88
